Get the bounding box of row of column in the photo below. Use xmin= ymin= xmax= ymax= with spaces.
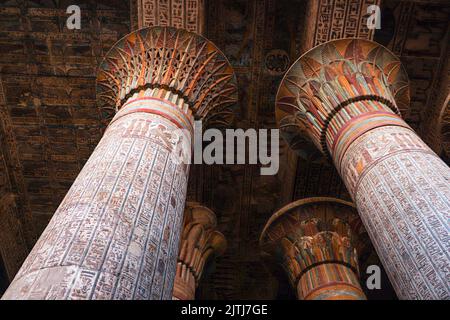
xmin=173 ymin=203 xmax=226 ymax=300
xmin=1 ymin=27 xmax=449 ymax=300
xmin=275 ymin=39 xmax=450 ymax=299
xmin=1 ymin=27 xmax=236 ymax=300
xmin=260 ymin=197 xmax=368 ymax=300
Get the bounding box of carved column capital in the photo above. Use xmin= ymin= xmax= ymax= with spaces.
xmin=96 ymin=27 xmax=237 ymax=127
xmin=260 ymin=197 xmax=367 ymax=300
xmin=2 ymin=27 xmax=235 ymax=301
xmin=275 ymin=39 xmax=450 ymax=299
xmin=173 ymin=202 xmax=226 ymax=300
xmin=276 ymin=39 xmax=410 ymax=162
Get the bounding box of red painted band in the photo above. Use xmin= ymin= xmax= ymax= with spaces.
xmin=331 ymin=111 xmax=400 ymax=154
xmin=121 ymin=96 xmax=180 ymax=110
xmin=112 ymin=108 xmax=192 ymax=133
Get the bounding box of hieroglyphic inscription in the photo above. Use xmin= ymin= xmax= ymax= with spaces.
xmin=345 ymin=126 xmax=450 ymax=300
xmin=136 ymin=0 xmax=204 ymax=34
xmin=314 ymin=0 xmax=379 ymax=46
xmin=339 ymin=126 xmax=433 ymax=196
xmin=2 ymin=110 xmax=191 ymax=300
xmin=276 ymin=34 xmax=448 ymax=299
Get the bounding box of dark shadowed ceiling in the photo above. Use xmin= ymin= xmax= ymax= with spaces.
xmin=0 ymin=0 xmax=448 ymax=299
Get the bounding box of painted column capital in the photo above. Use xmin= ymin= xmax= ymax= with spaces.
xmin=173 ymin=202 xmax=226 ymax=300
xmin=260 ymin=197 xmax=367 ymax=300
xmin=96 ymin=26 xmax=237 ymax=127
xmin=2 ymin=28 xmax=235 ymax=301
xmin=275 ymin=40 xmax=450 ymax=299
xmin=276 ymin=39 xmax=410 ymax=162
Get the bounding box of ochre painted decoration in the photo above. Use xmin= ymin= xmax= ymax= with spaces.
xmin=97 ymin=26 xmax=238 ymax=127
xmin=313 ymin=0 xmax=380 ymax=46
xmin=132 ymin=0 xmax=205 ymax=34
xmin=1 ymin=27 xmax=237 ymax=300
xmin=173 ymin=202 xmax=226 ymax=300
xmin=265 ymin=49 xmax=290 ymax=76
xmin=276 ymin=38 xmax=410 ymax=160
xmin=260 ymin=197 xmax=367 ymax=300
xmin=299 ymin=0 xmax=380 ymax=55
xmin=276 ymin=39 xmax=450 ymax=300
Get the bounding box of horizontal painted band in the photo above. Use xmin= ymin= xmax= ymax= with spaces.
xmin=303 ymin=282 xmax=365 ymax=300
xmin=294 ymin=260 xmax=358 ymax=290
xmin=111 ymin=96 xmax=194 ymax=133
xmin=331 ymin=111 xmax=404 ymax=153
xmin=331 ymin=113 xmax=409 ymax=170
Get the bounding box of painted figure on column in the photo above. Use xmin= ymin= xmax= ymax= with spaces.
xmin=275 ymin=39 xmax=450 ymax=299
xmin=173 ymin=202 xmax=226 ymax=300
xmin=1 ymin=27 xmax=237 ymax=300
xmin=260 ymin=197 xmax=368 ymax=300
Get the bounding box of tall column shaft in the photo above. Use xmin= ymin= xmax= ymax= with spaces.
xmin=337 ymin=122 xmax=450 ymax=299
xmin=2 ymin=27 xmax=237 ymax=300
xmin=276 ymin=39 xmax=450 ymax=299
xmin=2 ymin=93 xmax=192 ymax=299
xmin=260 ymin=198 xmax=367 ymax=300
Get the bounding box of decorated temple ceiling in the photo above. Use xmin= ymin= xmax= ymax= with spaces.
xmin=0 ymin=0 xmax=449 ymax=299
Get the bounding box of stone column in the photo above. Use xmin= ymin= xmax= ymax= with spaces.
xmin=260 ymin=197 xmax=367 ymax=300
xmin=275 ymin=39 xmax=450 ymax=299
xmin=173 ymin=202 xmax=226 ymax=300
xmin=2 ymin=27 xmax=237 ymax=300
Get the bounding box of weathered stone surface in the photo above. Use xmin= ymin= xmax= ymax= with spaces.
xmin=173 ymin=202 xmax=226 ymax=300
xmin=260 ymin=198 xmax=367 ymax=300
xmin=0 ymin=0 xmax=448 ymax=300
xmin=2 ymin=26 xmax=237 ymax=300
xmin=2 ymin=104 xmax=190 ymax=299
xmin=276 ymin=38 xmax=450 ymax=299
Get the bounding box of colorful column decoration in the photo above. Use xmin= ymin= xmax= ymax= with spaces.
xmin=275 ymin=39 xmax=450 ymax=299
xmin=173 ymin=202 xmax=226 ymax=300
xmin=260 ymin=197 xmax=367 ymax=300
xmin=2 ymin=27 xmax=237 ymax=300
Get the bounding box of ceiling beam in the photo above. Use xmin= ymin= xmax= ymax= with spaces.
xmin=130 ymin=0 xmax=205 ymax=34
